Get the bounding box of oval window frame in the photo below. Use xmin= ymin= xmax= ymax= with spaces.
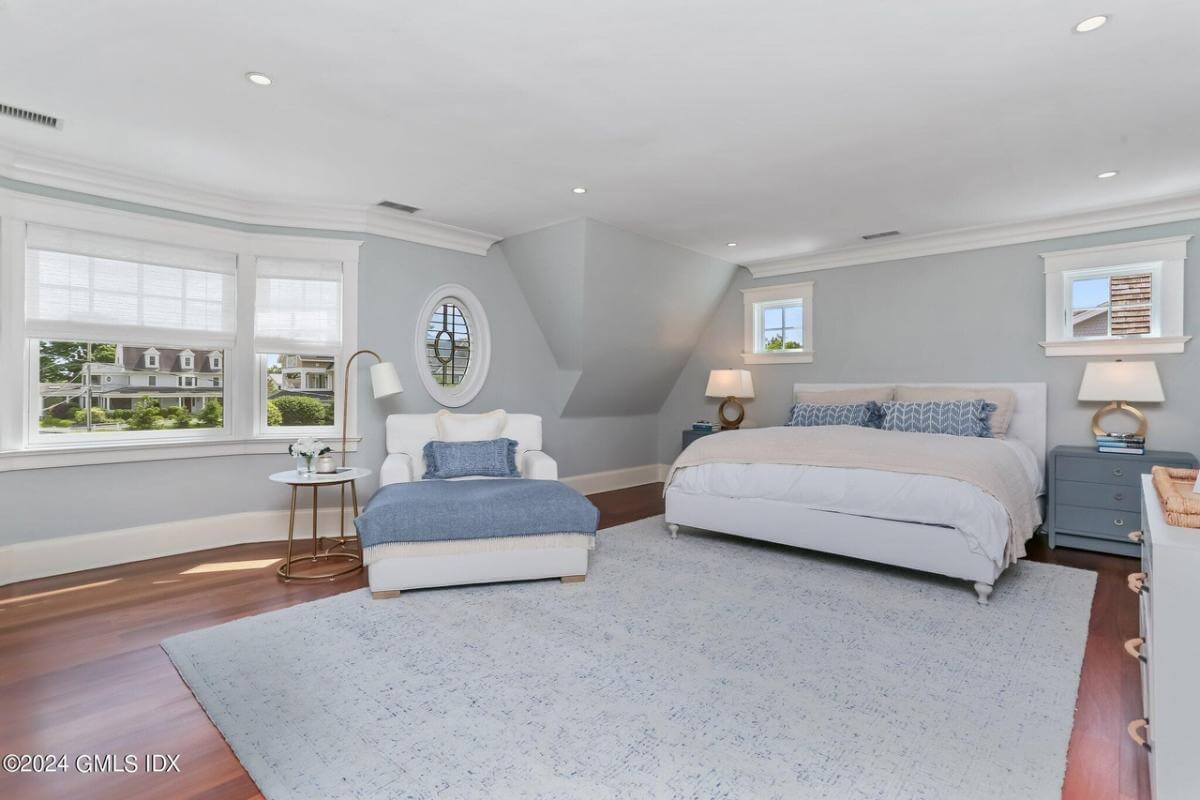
xmin=413 ymin=283 xmax=491 ymax=407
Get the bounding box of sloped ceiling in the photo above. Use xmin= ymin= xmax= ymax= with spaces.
xmin=502 ymin=219 xmax=736 ymax=417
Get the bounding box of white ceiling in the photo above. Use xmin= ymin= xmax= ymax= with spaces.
xmin=1 ymin=0 xmax=1198 ymax=263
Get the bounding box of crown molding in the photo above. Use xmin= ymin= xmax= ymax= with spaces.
xmin=743 ymin=191 xmax=1200 ymax=278
xmin=0 ymin=142 xmax=502 ymax=255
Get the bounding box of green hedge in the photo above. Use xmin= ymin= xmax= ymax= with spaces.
xmin=271 ymin=395 xmax=329 ymax=426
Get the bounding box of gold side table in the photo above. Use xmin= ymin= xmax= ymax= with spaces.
xmin=268 ymin=467 xmax=372 ymax=582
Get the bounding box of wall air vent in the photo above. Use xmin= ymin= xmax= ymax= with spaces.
xmin=0 ymin=103 xmax=61 ymax=130
xmin=861 ymin=230 xmax=900 ymax=241
xmin=377 ymin=200 xmax=421 ymax=214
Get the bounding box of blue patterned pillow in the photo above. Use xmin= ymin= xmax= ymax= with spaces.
xmin=785 ymin=402 xmax=882 ymax=429
xmin=878 ymin=400 xmax=998 ymax=438
xmin=423 ymin=438 xmax=520 ymax=479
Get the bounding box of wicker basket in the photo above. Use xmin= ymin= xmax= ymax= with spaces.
xmin=1151 ymin=466 xmax=1200 ymax=529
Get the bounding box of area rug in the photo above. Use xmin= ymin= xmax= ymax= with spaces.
xmin=163 ymin=516 xmax=1096 ymax=800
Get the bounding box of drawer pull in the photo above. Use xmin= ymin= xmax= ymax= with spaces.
xmin=1123 ymin=637 xmax=1147 ymax=663
xmin=1127 ymin=718 xmax=1151 ymax=751
xmin=1113 ymin=518 xmax=1126 ymax=527
xmin=1113 ymin=468 xmax=1125 ymax=478
xmin=1127 ymin=572 xmax=1148 ymax=594
xmin=1128 ymin=530 xmax=1144 ymax=544
xmin=1113 ymin=492 xmax=1124 ymax=501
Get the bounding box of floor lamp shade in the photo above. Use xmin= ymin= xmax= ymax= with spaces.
xmin=370 ymin=362 xmax=403 ymax=398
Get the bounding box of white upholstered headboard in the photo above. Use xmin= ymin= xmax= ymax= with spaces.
xmin=791 ymin=382 xmax=1048 ymax=467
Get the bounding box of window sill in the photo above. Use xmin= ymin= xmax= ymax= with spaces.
xmin=1039 ymin=336 xmax=1191 ymax=357
xmin=0 ymin=435 xmax=363 ymax=473
xmin=741 ymin=351 xmax=814 ymax=365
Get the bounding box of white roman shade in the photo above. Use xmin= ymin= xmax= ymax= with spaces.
xmin=24 ymin=224 xmax=238 ymax=348
xmin=254 ymin=257 xmax=343 ymax=353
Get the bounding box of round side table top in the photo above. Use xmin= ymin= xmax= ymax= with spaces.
xmin=269 ymin=466 xmax=372 ymax=486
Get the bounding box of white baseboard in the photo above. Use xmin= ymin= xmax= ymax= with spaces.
xmin=560 ymin=463 xmax=669 ymax=495
xmin=1 ymin=464 xmax=670 ymax=586
xmin=1 ymin=507 xmax=346 ymax=587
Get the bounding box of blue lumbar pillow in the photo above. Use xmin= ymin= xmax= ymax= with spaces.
xmin=423 ymin=438 xmax=520 ymax=479
xmin=785 ymin=401 xmax=883 ymax=429
xmin=878 ymin=399 xmax=999 ymax=438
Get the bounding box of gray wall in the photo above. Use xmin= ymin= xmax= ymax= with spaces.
xmin=0 ymin=181 xmax=660 ymax=546
xmin=503 ymin=218 xmax=737 ymax=417
xmin=657 ymin=219 xmax=1200 ymax=464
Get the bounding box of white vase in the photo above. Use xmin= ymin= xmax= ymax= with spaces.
xmin=316 ymin=454 xmax=337 ymax=474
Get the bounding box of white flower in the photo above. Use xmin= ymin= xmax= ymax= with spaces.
xmin=290 ymin=436 xmax=326 ymax=457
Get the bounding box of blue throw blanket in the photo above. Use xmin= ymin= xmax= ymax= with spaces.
xmin=354 ymin=479 xmax=599 ymax=548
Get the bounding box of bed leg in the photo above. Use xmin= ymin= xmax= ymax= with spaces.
xmin=371 ymin=590 xmax=404 ymax=600
xmin=974 ymin=582 xmax=993 ymax=605
xmin=667 ymin=523 xmax=679 ymax=540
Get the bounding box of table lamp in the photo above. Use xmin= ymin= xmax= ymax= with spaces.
xmin=1077 ymin=360 xmax=1164 ymax=438
xmin=706 ymin=369 xmax=754 ymax=429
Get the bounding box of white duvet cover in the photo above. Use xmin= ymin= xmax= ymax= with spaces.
xmin=669 ymin=439 xmax=1043 ymax=568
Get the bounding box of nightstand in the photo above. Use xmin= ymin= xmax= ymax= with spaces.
xmin=1046 ymin=445 xmax=1198 ymax=557
xmin=682 ymin=429 xmax=718 ymax=451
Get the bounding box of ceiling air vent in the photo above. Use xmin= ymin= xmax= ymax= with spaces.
xmin=377 ymin=200 xmax=421 ymax=214
xmin=861 ymin=230 xmax=900 ymax=241
xmin=0 ymin=103 xmax=61 ymax=130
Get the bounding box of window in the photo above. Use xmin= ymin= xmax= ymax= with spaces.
xmin=1041 ymin=236 xmax=1191 ymax=356
xmin=35 ymin=340 xmax=225 ymax=435
xmin=741 ymin=281 xmax=814 ymax=364
xmin=255 ymin=256 xmax=343 ymax=432
xmin=0 ymin=193 xmax=361 ymax=468
xmin=414 ymin=284 xmax=491 ymax=407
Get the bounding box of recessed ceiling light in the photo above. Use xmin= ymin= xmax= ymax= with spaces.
xmin=726 ymin=242 xmax=738 ymax=247
xmin=245 ymin=72 xmax=272 ymax=86
xmin=1074 ymin=15 xmax=1108 ymax=33
xmin=572 ymin=186 xmax=587 ymax=194
xmin=1097 ymin=170 xmax=1119 ymax=179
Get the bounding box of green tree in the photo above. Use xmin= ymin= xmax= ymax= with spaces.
xmin=39 ymin=341 xmax=117 ymax=382
xmin=197 ymin=400 xmax=223 ymax=427
xmin=271 ymin=395 xmax=328 ymax=426
xmin=128 ymin=397 xmax=165 ymax=430
xmin=266 ymin=400 xmax=283 ymax=426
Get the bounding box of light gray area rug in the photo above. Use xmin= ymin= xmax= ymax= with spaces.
xmin=163 ymin=516 xmax=1096 ymax=800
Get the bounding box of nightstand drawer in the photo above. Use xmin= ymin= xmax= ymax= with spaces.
xmin=1055 ymin=479 xmax=1140 ymax=512
xmin=1055 ymin=504 xmax=1141 ymax=540
xmin=1056 ymin=456 xmax=1145 ymax=486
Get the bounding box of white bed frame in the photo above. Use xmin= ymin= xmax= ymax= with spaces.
xmin=664 ymin=382 xmax=1047 ymax=604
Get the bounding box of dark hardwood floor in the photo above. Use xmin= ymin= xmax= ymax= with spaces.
xmin=0 ymin=483 xmax=1147 ymax=800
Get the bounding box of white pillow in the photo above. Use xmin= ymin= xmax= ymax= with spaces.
xmin=435 ymin=409 xmax=507 ymax=442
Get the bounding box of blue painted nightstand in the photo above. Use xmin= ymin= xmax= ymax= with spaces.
xmin=682 ymin=429 xmax=719 ymax=451
xmin=1046 ymin=445 xmax=1198 ymax=557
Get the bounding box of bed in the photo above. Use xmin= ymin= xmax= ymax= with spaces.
xmin=664 ymin=382 xmax=1047 ymax=603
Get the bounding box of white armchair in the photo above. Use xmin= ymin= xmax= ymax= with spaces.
xmin=380 ymin=412 xmax=558 ymax=486
xmin=367 ymin=412 xmax=587 ymax=597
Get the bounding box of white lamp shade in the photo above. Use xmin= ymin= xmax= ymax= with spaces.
xmin=706 ymin=369 xmax=755 ymax=399
xmin=1077 ymin=361 xmax=1164 ymax=403
xmin=369 ymin=361 xmax=403 ymax=399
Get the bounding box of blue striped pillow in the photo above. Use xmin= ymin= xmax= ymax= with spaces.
xmin=785 ymin=402 xmax=882 ymax=429
xmin=878 ymin=400 xmax=998 ymax=438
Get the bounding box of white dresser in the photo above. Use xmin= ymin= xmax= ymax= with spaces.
xmin=1131 ymin=474 xmax=1200 ymax=799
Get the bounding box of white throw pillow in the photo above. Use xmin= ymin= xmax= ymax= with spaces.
xmin=435 ymin=409 xmax=507 ymax=442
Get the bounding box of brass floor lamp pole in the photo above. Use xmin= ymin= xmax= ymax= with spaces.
xmin=342 ymin=348 xmax=383 ymax=467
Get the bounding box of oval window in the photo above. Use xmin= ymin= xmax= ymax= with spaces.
xmin=413 ymin=284 xmax=491 ymax=407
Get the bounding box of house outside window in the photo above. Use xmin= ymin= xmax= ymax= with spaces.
xmin=1041 ymin=236 xmax=1191 ymax=356
xmin=740 ymin=281 xmax=815 ymax=365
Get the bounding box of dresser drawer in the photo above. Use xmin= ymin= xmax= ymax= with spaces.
xmin=1054 ymin=504 xmax=1141 ymax=540
xmin=1056 ymin=456 xmax=1146 ymax=486
xmin=1055 ymin=479 xmax=1140 ymax=512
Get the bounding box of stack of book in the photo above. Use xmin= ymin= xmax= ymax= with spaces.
xmin=692 ymin=420 xmax=721 ymax=433
xmin=1097 ymin=433 xmax=1146 ymax=455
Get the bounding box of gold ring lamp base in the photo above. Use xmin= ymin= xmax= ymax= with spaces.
xmin=1091 ymin=401 xmax=1148 ymax=438
xmin=718 ymin=396 xmax=745 ymax=430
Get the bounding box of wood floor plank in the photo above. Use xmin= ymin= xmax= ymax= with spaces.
xmin=0 ymin=483 xmax=1145 ymax=799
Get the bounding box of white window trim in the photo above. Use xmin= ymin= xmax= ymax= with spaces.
xmin=740 ymin=281 xmax=814 ymax=365
xmin=0 ymin=187 xmax=362 ymax=471
xmin=1040 ymin=235 xmax=1191 ymax=357
xmin=414 ymin=283 xmax=491 ymax=407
